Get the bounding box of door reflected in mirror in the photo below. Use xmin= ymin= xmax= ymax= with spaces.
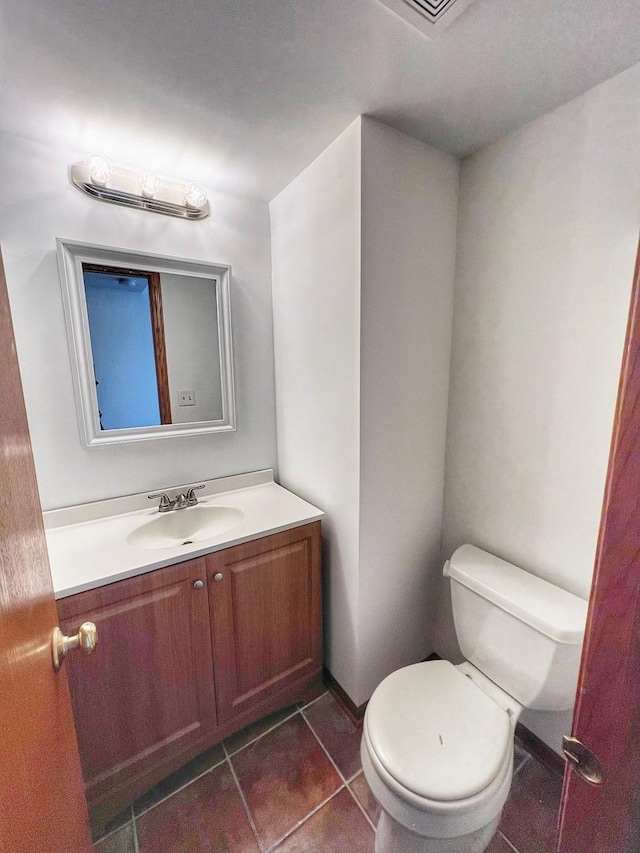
xmin=57 ymin=240 xmax=235 ymax=446
xmin=83 ymin=265 xmax=222 ymax=430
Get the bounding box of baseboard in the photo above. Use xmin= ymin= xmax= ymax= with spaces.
xmin=515 ymin=722 xmax=565 ymax=779
xmin=322 ymin=668 xmax=366 ymax=726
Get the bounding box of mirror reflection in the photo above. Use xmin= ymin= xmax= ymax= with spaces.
xmin=56 ymin=238 xmax=235 ymax=446
xmin=83 ymin=264 xmax=222 ymax=430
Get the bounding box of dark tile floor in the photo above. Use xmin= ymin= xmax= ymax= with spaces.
xmin=93 ymin=689 xmax=563 ymax=853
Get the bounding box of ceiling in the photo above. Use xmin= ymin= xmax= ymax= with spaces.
xmin=1 ymin=0 xmax=639 ymax=200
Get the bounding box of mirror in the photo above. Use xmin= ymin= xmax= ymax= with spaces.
xmin=57 ymin=239 xmax=235 ymax=445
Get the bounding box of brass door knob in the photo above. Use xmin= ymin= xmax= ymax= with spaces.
xmin=52 ymin=622 xmax=98 ymax=671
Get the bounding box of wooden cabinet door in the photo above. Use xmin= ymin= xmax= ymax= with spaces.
xmin=57 ymin=558 xmax=216 ymax=806
xmin=208 ymin=523 xmax=322 ymax=723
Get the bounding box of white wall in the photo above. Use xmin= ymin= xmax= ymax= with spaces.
xmin=160 ymin=272 xmax=222 ymax=423
xmin=358 ymin=118 xmax=458 ymax=700
xmin=0 ymin=135 xmax=277 ymax=509
xmin=271 ymin=119 xmax=363 ymax=701
xmin=437 ymin=62 xmax=640 ymax=752
xmin=271 ymin=117 xmax=459 ymax=705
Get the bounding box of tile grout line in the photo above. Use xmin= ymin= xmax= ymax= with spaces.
xmin=299 ymin=705 xmax=377 ymax=832
xmin=498 ymin=829 xmax=520 ymax=853
xmin=92 ymin=806 xmax=136 ymax=849
xmin=227 ymin=694 xmax=347 ymax=852
xmin=131 ymin=805 xmax=140 ymax=853
xmin=223 ymin=741 xmax=265 ymax=853
xmin=297 ymin=689 xmax=330 ymax=712
xmin=301 ymin=700 xmax=381 ymax=837
xmin=103 ymin=693 xmax=331 ymax=848
xmin=135 ymin=705 xmax=305 ymax=821
xmin=121 ymin=698 xmax=330 ymax=828
xmin=342 ymin=766 xmax=377 ymax=830
xmin=300 ymin=706 xmax=351 ymax=786
xmin=133 ymin=751 xmax=228 ymax=818
xmin=344 ymin=779 xmax=377 ymax=832
xmin=513 ymin=752 xmax=531 ymax=776
xmin=93 ymin=827 xmax=120 ymax=848
xmin=263 ymin=785 xmax=346 ymax=853
xmin=224 ymin=707 xmax=303 ymax=758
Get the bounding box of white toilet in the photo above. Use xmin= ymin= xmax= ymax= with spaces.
xmin=361 ymin=544 xmax=588 ymax=853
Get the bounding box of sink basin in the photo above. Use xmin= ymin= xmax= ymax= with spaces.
xmin=127 ymin=506 xmax=244 ymax=549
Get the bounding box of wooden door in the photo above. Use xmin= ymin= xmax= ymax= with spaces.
xmin=208 ymin=523 xmax=322 ymax=723
xmin=558 ymin=239 xmax=640 ymax=852
xmin=0 ymin=251 xmax=91 ymax=852
xmin=57 ymin=557 xmax=217 ymax=821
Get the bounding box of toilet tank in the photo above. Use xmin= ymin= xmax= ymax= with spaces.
xmin=444 ymin=545 xmax=588 ymax=711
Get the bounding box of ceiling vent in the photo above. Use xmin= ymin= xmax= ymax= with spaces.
xmin=375 ymin=0 xmax=477 ymax=36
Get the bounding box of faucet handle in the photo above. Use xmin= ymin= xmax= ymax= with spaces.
xmin=148 ymin=492 xmax=174 ymax=512
xmin=185 ymin=484 xmax=205 ymax=504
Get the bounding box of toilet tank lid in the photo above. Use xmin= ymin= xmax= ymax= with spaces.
xmin=446 ymin=545 xmax=588 ymax=644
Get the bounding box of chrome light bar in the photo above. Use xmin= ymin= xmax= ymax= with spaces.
xmin=70 ymin=157 xmax=210 ymax=220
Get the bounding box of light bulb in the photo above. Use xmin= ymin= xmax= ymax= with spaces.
xmin=185 ymin=182 xmax=207 ymax=210
xmin=140 ymin=171 xmax=161 ymax=199
xmin=88 ymin=154 xmax=111 ymax=187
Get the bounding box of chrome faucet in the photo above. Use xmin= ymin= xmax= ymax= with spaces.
xmin=148 ymin=484 xmax=205 ymax=513
xmin=183 ymin=485 xmax=205 ymax=506
xmin=147 ymin=492 xmax=175 ymax=512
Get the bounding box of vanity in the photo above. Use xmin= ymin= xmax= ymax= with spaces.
xmin=45 ymin=240 xmax=325 ymax=830
xmin=47 ymin=471 xmax=323 ymax=831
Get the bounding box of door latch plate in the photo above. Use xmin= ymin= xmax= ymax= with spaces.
xmin=562 ymin=735 xmax=605 ymax=786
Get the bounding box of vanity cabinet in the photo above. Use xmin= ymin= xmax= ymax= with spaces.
xmin=57 ymin=521 xmax=322 ymax=829
xmin=208 ymin=523 xmax=322 ymax=722
xmin=57 ymin=557 xmax=217 ymax=809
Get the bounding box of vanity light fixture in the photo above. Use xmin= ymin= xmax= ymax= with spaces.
xmin=70 ymin=157 xmax=210 ymax=220
xmin=140 ymin=170 xmax=161 ymax=199
xmin=88 ymin=154 xmax=112 ymax=187
xmin=185 ymin=182 xmax=208 ymax=210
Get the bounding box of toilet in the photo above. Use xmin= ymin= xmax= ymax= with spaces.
xmin=361 ymin=544 xmax=588 ymax=853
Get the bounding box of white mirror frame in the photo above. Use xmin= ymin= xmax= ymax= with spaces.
xmin=56 ymin=238 xmax=236 ymax=446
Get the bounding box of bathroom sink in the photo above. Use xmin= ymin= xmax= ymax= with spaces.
xmin=127 ymin=506 xmax=244 ymax=549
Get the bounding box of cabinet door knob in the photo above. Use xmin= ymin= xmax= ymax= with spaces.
xmin=52 ymin=622 xmax=98 ymax=671
xmin=193 ymin=580 xmax=204 ymax=589
xmin=213 ymin=572 xmax=224 ymax=582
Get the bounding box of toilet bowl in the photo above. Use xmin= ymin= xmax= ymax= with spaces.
xmin=362 ymin=660 xmax=521 ymax=853
xmin=361 ymin=544 xmax=588 ymax=853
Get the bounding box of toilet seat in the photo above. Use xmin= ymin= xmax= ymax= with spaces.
xmin=361 ymin=730 xmax=514 ymax=839
xmin=365 ymin=660 xmax=512 ymax=802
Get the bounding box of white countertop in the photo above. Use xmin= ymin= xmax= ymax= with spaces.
xmin=45 ymin=470 xmax=323 ymax=599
